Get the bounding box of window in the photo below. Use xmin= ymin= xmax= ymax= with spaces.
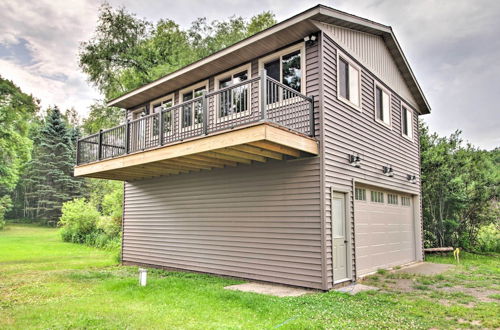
xmin=371 ymin=191 xmax=384 ymax=203
xmin=150 ymin=95 xmax=174 ymax=136
xmin=215 ymin=64 xmax=250 ymax=119
xmin=355 ymin=188 xmax=366 ymax=201
xmin=180 ymin=81 xmax=207 ymax=129
xmin=401 ymin=196 xmax=411 ymax=206
xmin=402 ymin=104 xmax=413 ymax=140
xmin=337 ymin=54 xmax=361 ymax=109
xmin=375 ymin=84 xmax=391 ymax=126
xmin=387 ymin=194 xmax=399 ymax=205
xmin=131 ymin=107 xmax=146 ymax=120
xmin=259 ymin=44 xmax=304 ymax=104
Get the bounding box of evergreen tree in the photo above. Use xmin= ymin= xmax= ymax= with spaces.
xmin=21 ymin=107 xmax=83 ymax=223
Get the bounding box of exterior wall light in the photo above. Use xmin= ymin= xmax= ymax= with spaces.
xmin=383 ymin=165 xmax=394 ymax=177
xmin=304 ymin=34 xmax=317 ymax=45
xmin=407 ymin=174 xmax=417 ymax=184
xmin=349 ymin=154 xmax=361 ymax=168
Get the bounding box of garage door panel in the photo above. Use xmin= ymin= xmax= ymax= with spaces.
xmin=355 ymin=185 xmax=416 ymax=276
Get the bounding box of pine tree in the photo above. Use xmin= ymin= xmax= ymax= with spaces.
xmin=22 ymin=107 xmax=83 ymax=223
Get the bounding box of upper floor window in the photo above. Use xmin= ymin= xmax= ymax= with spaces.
xmin=401 ymin=104 xmax=413 ymax=140
xmin=375 ymin=84 xmax=391 ymax=127
xmin=131 ymin=107 xmax=146 ymax=120
xmin=150 ymin=94 xmax=174 ymax=135
xmin=337 ymin=54 xmax=361 ymax=110
xmin=259 ymin=44 xmax=304 ymax=104
xmin=215 ymin=64 xmax=251 ymax=119
xmin=180 ymin=81 xmax=207 ymax=129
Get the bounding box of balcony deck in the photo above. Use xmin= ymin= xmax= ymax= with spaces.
xmin=74 ymin=74 xmax=318 ymax=181
xmin=74 ymin=122 xmax=318 ymax=181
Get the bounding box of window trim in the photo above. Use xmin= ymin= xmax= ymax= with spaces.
xmin=336 ymin=51 xmax=362 ymax=112
xmin=178 ymin=80 xmax=209 ymax=131
xmin=130 ymin=106 xmax=146 ymax=120
xmin=149 ymin=93 xmax=175 ymax=139
xmin=257 ymin=43 xmax=306 ymax=96
xmin=401 ymin=101 xmax=414 ymax=141
xmin=214 ymin=63 xmax=252 ymax=122
xmin=373 ymin=82 xmax=392 ymax=129
xmin=149 ymin=93 xmax=175 ymax=113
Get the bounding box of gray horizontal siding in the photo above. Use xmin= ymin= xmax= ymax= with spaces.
xmin=123 ymin=158 xmax=323 ymax=289
xmin=321 ymin=32 xmax=422 ymax=286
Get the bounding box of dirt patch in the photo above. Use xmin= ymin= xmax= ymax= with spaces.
xmin=439 ymin=285 xmax=499 ymax=303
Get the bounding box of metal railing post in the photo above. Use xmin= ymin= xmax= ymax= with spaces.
xmin=260 ymin=69 xmax=267 ymax=121
xmin=75 ymin=139 xmax=80 ymax=165
xmin=159 ymin=110 xmax=164 ymax=146
xmin=202 ymin=91 xmax=208 ymax=135
xmin=98 ymin=129 xmax=103 ymax=160
xmin=309 ymin=95 xmax=315 ymax=137
xmin=125 ymin=120 xmax=130 ymax=154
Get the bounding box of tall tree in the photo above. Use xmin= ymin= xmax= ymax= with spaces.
xmin=0 ymin=76 xmax=39 ymax=225
xmin=20 ymin=107 xmax=83 ymax=222
xmin=79 ymin=4 xmax=276 ymax=100
xmin=0 ymin=76 xmax=39 ymax=196
xmin=420 ymin=123 xmax=499 ymax=249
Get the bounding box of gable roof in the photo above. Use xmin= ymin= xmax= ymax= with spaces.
xmin=107 ymin=4 xmax=430 ymax=114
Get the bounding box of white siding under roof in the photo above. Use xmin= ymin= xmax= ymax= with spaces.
xmin=317 ymin=22 xmax=419 ymax=111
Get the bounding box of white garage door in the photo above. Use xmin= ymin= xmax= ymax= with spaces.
xmin=354 ymin=186 xmax=416 ymax=276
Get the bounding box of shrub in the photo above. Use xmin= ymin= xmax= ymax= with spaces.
xmin=476 ymin=223 xmax=500 ymax=252
xmin=59 ymin=198 xmax=100 ymax=243
xmin=0 ymin=196 xmax=13 ymax=230
xmin=97 ymin=215 xmax=121 ymax=237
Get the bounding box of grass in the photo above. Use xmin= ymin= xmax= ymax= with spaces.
xmin=1 ymin=224 xmax=499 ymax=329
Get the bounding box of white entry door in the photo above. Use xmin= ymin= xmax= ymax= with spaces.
xmin=332 ymin=192 xmax=348 ymax=283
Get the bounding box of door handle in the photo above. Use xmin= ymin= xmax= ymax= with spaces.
xmin=344 ymin=240 xmax=348 ymax=244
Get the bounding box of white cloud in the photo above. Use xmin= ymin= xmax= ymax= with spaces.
xmin=0 ymin=0 xmax=498 ymax=149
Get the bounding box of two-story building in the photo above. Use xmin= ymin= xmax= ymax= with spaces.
xmin=74 ymin=5 xmax=431 ymax=290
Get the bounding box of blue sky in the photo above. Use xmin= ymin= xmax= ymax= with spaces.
xmin=0 ymin=0 xmax=499 ymax=149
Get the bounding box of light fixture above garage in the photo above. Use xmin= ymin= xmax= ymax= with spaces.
xmin=383 ymin=165 xmax=394 ymax=177
xmin=407 ymin=174 xmax=417 ymax=184
xmin=349 ymin=154 xmax=361 ymax=168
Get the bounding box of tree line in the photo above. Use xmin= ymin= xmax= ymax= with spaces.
xmin=0 ymin=4 xmax=498 ymax=252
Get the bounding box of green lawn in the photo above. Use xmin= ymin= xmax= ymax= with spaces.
xmin=1 ymin=225 xmax=498 ymax=329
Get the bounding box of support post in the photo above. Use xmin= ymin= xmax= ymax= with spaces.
xmin=309 ymin=95 xmax=315 ymax=137
xmin=98 ymin=129 xmax=103 ymax=160
xmin=125 ymin=120 xmax=130 ymax=154
xmin=159 ymin=110 xmax=164 ymax=146
xmin=202 ymin=91 xmax=208 ymax=135
xmin=260 ymin=69 xmax=267 ymax=121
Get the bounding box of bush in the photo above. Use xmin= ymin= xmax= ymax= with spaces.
xmin=476 ymin=223 xmax=500 ymax=253
xmin=59 ymin=198 xmax=100 ymax=243
xmin=0 ymin=196 xmax=13 ymax=230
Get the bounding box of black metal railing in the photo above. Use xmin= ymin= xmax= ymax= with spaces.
xmin=76 ymin=71 xmax=315 ymax=165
